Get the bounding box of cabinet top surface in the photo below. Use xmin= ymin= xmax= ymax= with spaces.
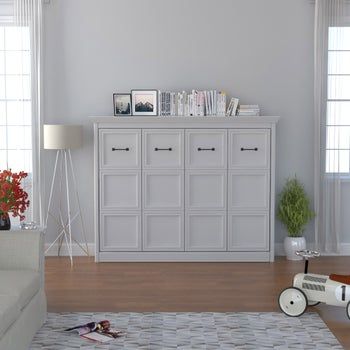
xmin=90 ymin=116 xmax=279 ymax=127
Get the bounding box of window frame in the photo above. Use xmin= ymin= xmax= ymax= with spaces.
xmin=325 ymin=26 xmax=350 ymax=177
xmin=0 ymin=22 xmax=34 ymax=222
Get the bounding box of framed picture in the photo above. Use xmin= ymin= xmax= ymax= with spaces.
xmin=113 ymin=93 xmax=132 ymax=116
xmin=131 ymin=89 xmax=158 ymax=116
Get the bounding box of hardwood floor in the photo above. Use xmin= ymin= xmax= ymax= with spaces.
xmin=46 ymin=256 xmax=350 ymax=348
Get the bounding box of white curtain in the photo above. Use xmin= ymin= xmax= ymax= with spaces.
xmin=314 ymin=0 xmax=349 ymax=253
xmin=14 ymin=0 xmax=43 ymax=225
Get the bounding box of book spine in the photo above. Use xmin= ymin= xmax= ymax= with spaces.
xmin=166 ymin=92 xmax=170 ymax=116
xmin=227 ymin=98 xmax=232 ymax=116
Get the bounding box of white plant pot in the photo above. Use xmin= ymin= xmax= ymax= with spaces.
xmin=284 ymin=236 xmax=306 ymax=261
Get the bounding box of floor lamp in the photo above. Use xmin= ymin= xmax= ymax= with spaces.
xmin=44 ymin=124 xmax=89 ymax=266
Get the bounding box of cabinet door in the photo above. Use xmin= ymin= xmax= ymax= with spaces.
xmin=100 ymin=129 xmax=141 ymax=169
xmin=229 ymin=129 xmax=270 ymax=169
xmin=143 ymin=129 xmax=184 ymax=169
xmin=100 ymin=171 xmax=141 ymax=210
xmin=228 ymin=170 xmax=269 ymax=210
xmin=100 ymin=212 xmax=141 ymax=251
xmin=143 ymin=171 xmax=183 ymax=210
xmin=143 ymin=212 xmax=184 ymax=251
xmin=186 ymin=171 xmax=226 ymax=210
xmin=228 ymin=212 xmax=269 ymax=251
xmin=186 ymin=212 xmax=226 ymax=251
xmin=186 ymin=129 xmax=227 ymax=169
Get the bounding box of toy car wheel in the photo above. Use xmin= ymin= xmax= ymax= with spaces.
xmin=347 ymin=301 xmax=350 ymax=320
xmin=308 ymin=300 xmax=320 ymax=307
xmin=278 ymin=287 xmax=307 ymax=317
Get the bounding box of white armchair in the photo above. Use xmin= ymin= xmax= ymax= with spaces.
xmin=0 ymin=230 xmax=47 ymax=350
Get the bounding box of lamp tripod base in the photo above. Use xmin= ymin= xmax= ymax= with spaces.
xmin=45 ymin=149 xmax=89 ymax=266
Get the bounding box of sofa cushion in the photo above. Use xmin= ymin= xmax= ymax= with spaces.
xmin=0 ymin=294 xmax=20 ymax=338
xmin=0 ymin=270 xmax=40 ymax=309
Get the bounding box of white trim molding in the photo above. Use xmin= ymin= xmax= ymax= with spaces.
xmin=45 ymin=243 xmax=95 ymax=257
xmin=275 ymin=243 xmax=350 ymax=256
xmin=46 ymin=242 xmax=350 ymax=257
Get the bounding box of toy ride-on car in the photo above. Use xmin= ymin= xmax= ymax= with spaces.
xmin=278 ymin=249 xmax=350 ymax=319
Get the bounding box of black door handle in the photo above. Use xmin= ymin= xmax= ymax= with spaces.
xmin=112 ymin=147 xmax=130 ymax=151
xmin=240 ymin=147 xmax=258 ymax=151
xmin=154 ymin=147 xmax=172 ymax=151
xmin=197 ymin=147 xmax=215 ymax=151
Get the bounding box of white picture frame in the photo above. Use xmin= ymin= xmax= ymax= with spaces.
xmin=113 ymin=93 xmax=132 ymax=116
xmin=131 ymin=90 xmax=158 ymax=116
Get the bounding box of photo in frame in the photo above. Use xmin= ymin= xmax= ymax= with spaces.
xmin=131 ymin=90 xmax=158 ymax=116
xmin=113 ymin=93 xmax=132 ymax=116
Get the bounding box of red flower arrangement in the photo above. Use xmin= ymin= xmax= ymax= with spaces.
xmin=0 ymin=170 xmax=30 ymax=221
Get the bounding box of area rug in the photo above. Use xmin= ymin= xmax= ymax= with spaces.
xmin=30 ymin=312 xmax=343 ymax=349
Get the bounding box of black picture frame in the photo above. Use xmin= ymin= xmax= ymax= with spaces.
xmin=113 ymin=93 xmax=132 ymax=116
xmin=131 ymin=89 xmax=158 ymax=116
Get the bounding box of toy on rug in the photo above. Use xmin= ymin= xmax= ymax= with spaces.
xmin=278 ymin=249 xmax=350 ymax=319
xmin=64 ymin=320 xmax=124 ymax=343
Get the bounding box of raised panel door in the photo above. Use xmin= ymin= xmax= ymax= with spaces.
xmin=143 ymin=170 xmax=183 ymax=210
xmin=186 ymin=212 xmax=226 ymax=251
xmin=186 ymin=171 xmax=226 ymax=210
xmin=143 ymin=212 xmax=184 ymax=251
xmin=186 ymin=129 xmax=227 ymax=169
xmin=143 ymin=129 xmax=184 ymax=169
xmin=100 ymin=129 xmax=141 ymax=169
xmin=229 ymin=129 xmax=270 ymax=169
xmin=100 ymin=171 xmax=141 ymax=210
xmin=100 ymin=212 xmax=141 ymax=251
xmin=228 ymin=212 xmax=269 ymax=251
xmin=228 ymin=170 xmax=269 ymax=210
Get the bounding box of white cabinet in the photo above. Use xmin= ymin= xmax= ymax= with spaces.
xmin=142 ymin=130 xmax=184 ymax=251
xmin=93 ymin=116 xmax=278 ymax=262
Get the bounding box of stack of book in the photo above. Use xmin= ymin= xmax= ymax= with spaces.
xmin=237 ymin=105 xmax=260 ymax=116
xmin=158 ymin=90 xmax=227 ymax=117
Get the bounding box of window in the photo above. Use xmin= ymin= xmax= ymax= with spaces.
xmin=0 ymin=25 xmax=33 ymax=220
xmin=326 ymin=27 xmax=350 ymax=173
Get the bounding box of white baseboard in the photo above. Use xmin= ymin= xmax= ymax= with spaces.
xmin=45 ymin=242 xmax=350 ymax=258
xmin=275 ymin=243 xmax=350 ymax=256
xmin=45 ymin=243 xmax=95 ymax=256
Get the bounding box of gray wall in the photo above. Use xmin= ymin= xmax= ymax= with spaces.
xmin=43 ymin=0 xmax=316 ymax=246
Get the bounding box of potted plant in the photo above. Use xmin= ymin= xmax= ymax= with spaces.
xmin=277 ymin=177 xmax=315 ymax=260
xmin=0 ymin=170 xmax=30 ymax=230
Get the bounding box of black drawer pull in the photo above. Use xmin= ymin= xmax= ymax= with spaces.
xmin=240 ymin=147 xmax=258 ymax=151
xmin=112 ymin=147 xmax=130 ymax=151
xmin=198 ymin=147 xmax=215 ymax=151
xmin=154 ymin=147 xmax=172 ymax=151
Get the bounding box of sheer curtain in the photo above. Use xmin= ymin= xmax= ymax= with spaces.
xmin=314 ymin=0 xmax=349 ymax=253
xmin=14 ymin=0 xmax=43 ymax=225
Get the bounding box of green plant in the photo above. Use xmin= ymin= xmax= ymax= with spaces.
xmin=277 ymin=177 xmax=315 ymax=237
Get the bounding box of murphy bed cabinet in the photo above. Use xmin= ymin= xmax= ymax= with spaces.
xmin=92 ymin=116 xmax=279 ymax=262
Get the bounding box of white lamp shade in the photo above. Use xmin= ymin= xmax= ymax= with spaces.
xmin=44 ymin=124 xmax=83 ymax=150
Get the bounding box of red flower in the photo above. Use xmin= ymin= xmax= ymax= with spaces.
xmin=0 ymin=170 xmax=30 ymax=221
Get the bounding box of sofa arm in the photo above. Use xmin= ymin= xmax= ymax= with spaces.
xmin=0 ymin=230 xmax=44 ymax=272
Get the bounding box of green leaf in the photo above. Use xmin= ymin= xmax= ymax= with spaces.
xmin=277 ymin=176 xmax=315 ymax=237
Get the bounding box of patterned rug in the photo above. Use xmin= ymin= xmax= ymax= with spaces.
xmin=30 ymin=312 xmax=343 ymax=349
